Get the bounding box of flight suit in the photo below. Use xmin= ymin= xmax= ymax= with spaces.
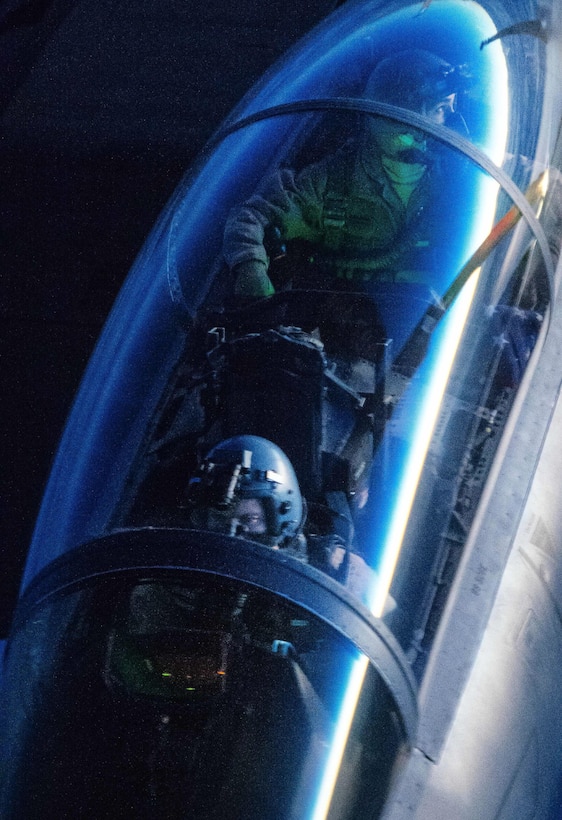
xmin=223 ymin=141 xmax=440 ymax=289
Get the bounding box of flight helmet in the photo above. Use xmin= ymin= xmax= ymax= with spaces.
xmin=364 ymin=49 xmax=461 ymax=114
xmin=187 ymin=435 xmax=304 ymax=546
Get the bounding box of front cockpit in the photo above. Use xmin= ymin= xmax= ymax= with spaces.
xmin=3 ymin=0 xmax=561 ymax=816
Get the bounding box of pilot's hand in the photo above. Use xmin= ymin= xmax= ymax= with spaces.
xmin=233 ymin=260 xmax=275 ymax=298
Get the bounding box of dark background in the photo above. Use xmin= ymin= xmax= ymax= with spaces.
xmin=0 ymin=0 xmax=342 ymax=633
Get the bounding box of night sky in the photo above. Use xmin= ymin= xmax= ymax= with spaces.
xmin=0 ymin=0 xmax=341 ymax=633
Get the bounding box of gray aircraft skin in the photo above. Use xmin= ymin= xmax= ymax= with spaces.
xmin=1 ymin=0 xmax=562 ymax=817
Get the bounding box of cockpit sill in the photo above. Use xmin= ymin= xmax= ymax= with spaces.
xmin=10 ymin=526 xmax=417 ymax=737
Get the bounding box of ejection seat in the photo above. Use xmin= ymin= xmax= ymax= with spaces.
xmin=199 ymin=286 xmax=434 ymax=535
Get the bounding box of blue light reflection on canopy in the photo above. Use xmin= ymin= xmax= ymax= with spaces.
xmin=302 ymin=5 xmax=508 ymax=816
xmin=307 ymin=274 xmax=480 ymax=820
xmin=367 ymin=275 xmax=481 ymax=616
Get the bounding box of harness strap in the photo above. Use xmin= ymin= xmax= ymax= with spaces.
xmin=322 ymin=151 xmax=355 ymax=251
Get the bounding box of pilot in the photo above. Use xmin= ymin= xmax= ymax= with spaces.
xmin=223 ymin=49 xmax=466 ymax=298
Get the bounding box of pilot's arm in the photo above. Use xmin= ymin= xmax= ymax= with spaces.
xmin=223 ymin=163 xmax=327 ymax=298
